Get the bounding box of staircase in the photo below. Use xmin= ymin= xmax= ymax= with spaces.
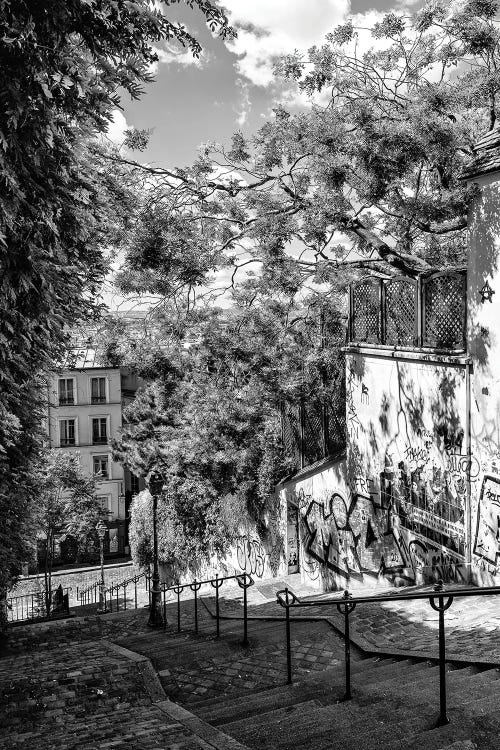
xmin=119 ymin=602 xmax=500 ymax=750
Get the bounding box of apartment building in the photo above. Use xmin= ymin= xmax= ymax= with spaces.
xmin=47 ymin=346 xmax=142 ymax=557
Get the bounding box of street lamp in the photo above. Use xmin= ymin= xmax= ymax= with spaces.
xmin=96 ymin=519 xmax=108 ymax=614
xmin=147 ymin=472 xmax=164 ymax=628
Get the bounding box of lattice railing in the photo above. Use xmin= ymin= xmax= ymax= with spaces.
xmin=302 ymin=400 xmax=325 ymax=466
xmin=384 ymin=277 xmax=417 ymax=347
xmin=422 ymin=272 xmax=466 ymax=349
xmin=282 ymin=402 xmax=302 ymax=471
xmin=351 ymin=279 xmax=381 ymax=344
xmin=350 ymin=271 xmax=466 ymax=351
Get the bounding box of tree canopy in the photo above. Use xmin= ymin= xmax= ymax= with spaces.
xmin=109 ymin=0 xmax=500 ymax=319
xmin=0 ymin=0 xmax=233 ymax=601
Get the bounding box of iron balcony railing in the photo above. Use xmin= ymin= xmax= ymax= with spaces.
xmin=277 ymin=580 xmax=500 ymax=728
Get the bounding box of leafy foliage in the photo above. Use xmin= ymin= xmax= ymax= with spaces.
xmin=0 ymin=0 xmax=233 ymax=600
xmin=105 ymin=0 xmax=500 ymax=321
xmin=112 ymin=294 xmax=340 ymax=571
xmin=33 ymin=450 xmax=103 ymax=612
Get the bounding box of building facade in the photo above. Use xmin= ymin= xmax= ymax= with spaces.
xmin=47 ymin=347 xmax=142 ymax=556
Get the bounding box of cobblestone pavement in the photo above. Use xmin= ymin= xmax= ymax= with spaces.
xmin=118 ymin=605 xmax=353 ymax=706
xmin=0 ymin=609 xmax=249 ymax=750
xmin=208 ymin=578 xmax=500 ymax=665
xmin=3 ymin=574 xmax=500 ymax=748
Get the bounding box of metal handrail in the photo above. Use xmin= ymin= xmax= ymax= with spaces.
xmin=105 ymin=570 xmax=151 ymax=612
xmin=276 ymin=580 xmax=500 ymax=727
xmin=7 ymin=586 xmax=72 ymax=622
xmin=161 ymin=571 xmax=254 ymax=646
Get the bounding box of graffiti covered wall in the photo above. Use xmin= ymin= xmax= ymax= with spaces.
xmin=280 ymin=353 xmax=472 ymax=591
xmin=468 ymin=174 xmax=500 ymax=584
xmin=160 ymin=499 xmax=288 ymax=585
xmin=345 ymin=353 xmax=469 ymax=586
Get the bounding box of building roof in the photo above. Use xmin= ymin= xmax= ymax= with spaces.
xmin=62 ymin=347 xmax=101 ymax=369
xmin=460 ymin=126 xmax=500 ymax=180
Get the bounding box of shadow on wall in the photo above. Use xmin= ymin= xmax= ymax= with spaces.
xmin=468 ymin=179 xmax=500 ymax=368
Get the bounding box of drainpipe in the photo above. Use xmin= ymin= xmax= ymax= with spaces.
xmin=465 ymin=358 xmax=473 ymax=585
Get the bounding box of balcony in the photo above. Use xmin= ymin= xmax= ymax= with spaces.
xmin=349 ymin=271 xmax=466 ymax=351
xmin=58 ymin=397 xmax=74 ymax=406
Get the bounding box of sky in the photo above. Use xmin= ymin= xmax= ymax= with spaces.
xmin=104 ymin=0 xmax=425 ymax=310
xmin=107 ymin=0 xmax=424 ymax=165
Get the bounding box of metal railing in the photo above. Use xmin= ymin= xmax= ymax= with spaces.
xmin=277 ymin=580 xmax=500 ymax=728
xmin=161 ymin=572 xmax=254 ymax=646
xmin=77 ymin=580 xmax=101 ymax=606
xmin=105 ymin=571 xmax=151 ymax=612
xmin=7 ymin=586 xmax=71 ymax=623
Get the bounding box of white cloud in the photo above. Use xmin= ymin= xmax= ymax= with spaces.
xmin=235 ymin=79 xmax=251 ymax=126
xmin=222 ymin=0 xmax=350 ymax=87
xmin=105 ymin=109 xmax=129 ymax=145
xmin=149 ymin=42 xmax=212 ymax=74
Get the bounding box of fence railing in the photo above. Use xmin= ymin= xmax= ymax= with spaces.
xmin=105 ymin=571 xmax=151 ymax=612
xmin=7 ymin=586 xmax=71 ymax=623
xmin=276 ymin=580 xmax=500 ymax=727
xmin=161 ymin=572 xmax=254 ymax=646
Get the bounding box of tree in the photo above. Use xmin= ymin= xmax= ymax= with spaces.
xmin=108 ymin=0 xmax=500 ymax=317
xmin=34 ymin=451 xmax=103 ymax=614
xmin=0 ymin=0 xmax=233 ymax=604
xmin=110 ymin=291 xmax=343 ymax=572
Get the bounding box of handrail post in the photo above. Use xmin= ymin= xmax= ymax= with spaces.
xmin=243 ymin=579 xmax=248 ymax=647
xmin=194 ymin=579 xmax=198 ymax=634
xmin=337 ymin=590 xmax=356 ymax=701
xmin=177 ymin=586 xmax=182 ymax=632
xmin=189 ymin=579 xmax=202 ymax=634
xmin=285 ymin=587 xmax=292 ymax=684
xmin=210 ymin=573 xmax=222 ymax=638
xmin=124 ymin=582 xmax=127 ymax=611
xmin=162 ymin=584 xmax=167 ymax=632
xmin=134 ymin=578 xmax=138 ymax=610
xmin=235 ymin=572 xmax=253 ymax=647
xmin=429 ymin=580 xmax=453 ymax=727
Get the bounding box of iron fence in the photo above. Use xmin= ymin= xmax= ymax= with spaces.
xmin=7 ymin=586 xmax=71 ymax=623
xmin=276 ymin=580 xmax=500 ymax=728
xmin=161 ymin=572 xmax=254 ymax=646
xmin=104 ymin=570 xmax=151 ymax=612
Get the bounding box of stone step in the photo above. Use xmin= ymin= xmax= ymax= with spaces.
xmin=199 ymin=659 xmax=431 ymax=725
xmin=217 ymin=665 xmax=498 ymax=749
xmin=223 ymin=690 xmax=430 ymax=749
xmin=355 ymin=665 xmax=492 ymax=708
xmin=380 ymin=701 xmax=500 ymax=750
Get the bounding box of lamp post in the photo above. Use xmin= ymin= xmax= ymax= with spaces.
xmin=96 ymin=520 xmax=108 ymax=614
xmin=147 ymin=472 xmax=164 ymax=628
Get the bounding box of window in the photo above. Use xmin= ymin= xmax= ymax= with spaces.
xmin=92 ymin=417 xmax=108 ymax=445
xmin=91 ymin=377 xmax=107 ymax=404
xmin=58 ymin=378 xmax=75 ymax=405
xmin=59 ymin=419 xmax=76 ymax=446
xmin=97 ymin=496 xmax=111 ymax=515
xmin=93 ymin=455 xmax=109 ymax=479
